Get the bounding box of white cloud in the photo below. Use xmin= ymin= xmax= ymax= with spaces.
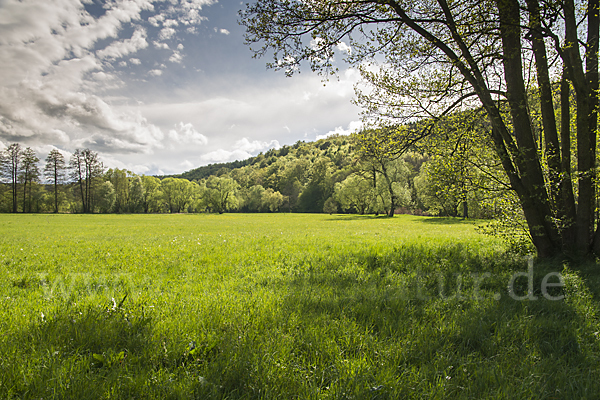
xmin=148 ymin=69 xmax=163 ymax=76
xmin=168 ymin=122 xmax=208 ymax=145
xmin=169 ymin=51 xmax=183 ymax=63
xmin=316 ymin=120 xmax=363 ymax=140
xmin=153 ymin=41 xmax=170 ymax=49
xmin=199 ymin=148 xmax=254 ymax=164
xmin=218 ymin=28 xmax=230 ymax=35
xmin=234 ymin=137 xmax=280 ymax=153
xmin=129 ymin=58 xmax=141 ymax=65
xmin=191 ymin=137 xmax=280 ymax=166
xmin=0 ymin=0 xmax=172 ymax=156
xmin=96 ymin=27 xmax=148 ymax=59
xmin=336 ymin=42 xmax=352 ymax=55
xmin=180 ymin=159 xmax=194 ymax=170
xmin=148 ymin=14 xmax=165 ymax=27
xmin=159 ymin=27 xmax=176 ymax=40
xmin=177 ymin=43 xmax=184 ymax=50
xmin=164 ymin=19 xmax=179 ymax=28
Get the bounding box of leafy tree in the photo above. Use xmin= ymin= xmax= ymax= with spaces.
xmin=242 ymin=185 xmax=266 ymax=212
xmin=278 ymin=158 xmax=309 ymax=211
xmin=203 ymin=176 xmax=240 ymax=214
xmin=69 ymin=149 xmax=104 ymax=213
xmin=105 ymin=168 xmax=137 ymax=213
xmin=20 ymin=147 xmax=40 ymax=213
xmin=161 ymin=178 xmax=195 ymax=213
xmin=323 ymin=196 xmax=338 ymax=214
xmin=297 ymin=157 xmax=333 ymax=212
xmin=1 ymin=143 xmax=22 ymax=212
xmin=416 ymin=111 xmax=508 ymax=218
xmin=129 ymin=175 xmax=145 ymax=213
xmin=355 ymin=129 xmax=413 ymax=216
xmin=261 ymin=188 xmax=285 ymax=212
xmin=96 ymin=181 xmax=116 ymax=213
xmin=334 ymin=174 xmax=374 ymax=214
xmin=241 ymin=0 xmax=600 ymax=257
xmin=44 ymin=149 xmax=66 ymax=213
xmin=140 ymin=175 xmax=162 ymax=213
xmin=27 ymin=182 xmax=48 ymax=213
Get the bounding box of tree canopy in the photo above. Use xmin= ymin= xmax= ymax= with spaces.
xmin=241 ymin=0 xmax=599 ymax=258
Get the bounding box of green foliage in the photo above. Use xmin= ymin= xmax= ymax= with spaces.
xmin=334 ymin=174 xmax=374 ymax=214
xmin=161 ymin=178 xmax=196 ymax=213
xmin=201 ymin=176 xmax=240 ymax=214
xmin=96 ymin=181 xmax=116 ymax=213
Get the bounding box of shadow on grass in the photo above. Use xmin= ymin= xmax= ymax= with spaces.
xmin=421 ymin=216 xmax=478 ymax=225
xmin=5 ymin=246 xmax=600 ymax=399
xmin=3 ymin=299 xmax=159 ymax=399
xmin=324 ymin=214 xmax=390 ymax=221
xmin=274 ymin=246 xmax=599 ymax=398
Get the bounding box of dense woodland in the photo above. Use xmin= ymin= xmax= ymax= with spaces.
xmin=0 ymin=121 xmax=513 ymax=220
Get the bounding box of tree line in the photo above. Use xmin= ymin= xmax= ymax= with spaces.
xmin=0 ymin=128 xmax=511 ymax=219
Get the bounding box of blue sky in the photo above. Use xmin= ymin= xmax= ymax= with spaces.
xmin=0 ymin=0 xmax=362 ymax=175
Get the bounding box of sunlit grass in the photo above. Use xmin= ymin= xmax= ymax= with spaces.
xmin=1 ymin=213 xmax=599 ymax=399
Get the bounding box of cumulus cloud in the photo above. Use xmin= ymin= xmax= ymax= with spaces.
xmin=159 ymin=27 xmax=176 ymax=40
xmin=168 ymin=122 xmax=208 ymax=145
xmin=0 ymin=0 xmax=171 ymax=156
xmin=169 ymin=51 xmax=183 ymax=63
xmin=148 ymin=69 xmax=163 ymax=76
xmin=130 ymin=58 xmax=141 ymax=65
xmin=96 ymin=27 xmax=148 ymax=59
xmin=316 ymin=120 xmax=363 ymax=140
xmin=153 ymin=41 xmax=170 ymax=49
xmin=235 ymin=137 xmax=280 ymax=153
xmin=196 ymin=137 xmax=280 ymax=165
xmin=199 ymin=148 xmax=255 ymax=164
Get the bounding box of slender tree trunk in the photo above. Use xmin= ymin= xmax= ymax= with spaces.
xmin=54 ymin=177 xmax=59 ymax=213
xmin=526 ymin=0 xmax=562 ymax=207
xmin=560 ymin=72 xmax=577 ymax=252
xmin=22 ymin=177 xmax=27 ymax=213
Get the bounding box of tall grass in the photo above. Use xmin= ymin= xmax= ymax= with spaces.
xmin=0 ymin=214 xmax=598 ymax=399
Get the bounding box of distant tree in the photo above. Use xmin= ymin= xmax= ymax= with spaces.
xmin=1 ymin=143 xmax=23 ymax=213
xmin=69 ymin=149 xmax=103 ymax=213
xmin=161 ymin=178 xmax=195 ymax=213
xmin=297 ymin=157 xmax=333 ymax=213
xmin=261 ymin=188 xmax=284 ymax=212
xmin=140 ymin=175 xmax=162 ymax=213
xmin=203 ymin=176 xmax=240 ymax=214
xmin=105 ymin=168 xmax=132 ymax=213
xmin=278 ymin=158 xmax=309 ymax=211
xmin=356 ymin=129 xmax=412 ymax=216
xmin=129 ymin=175 xmax=145 ymax=213
xmin=20 ymin=147 xmax=40 ymax=213
xmin=322 ymin=197 xmax=338 ymax=214
xmin=96 ymin=181 xmax=116 ymax=213
xmin=243 ymin=185 xmax=265 ymax=212
xmin=44 ymin=149 xmax=66 ymax=213
xmin=334 ymin=174 xmax=374 ymax=214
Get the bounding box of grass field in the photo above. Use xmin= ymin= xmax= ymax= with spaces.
xmin=1 ymin=213 xmax=600 ymax=399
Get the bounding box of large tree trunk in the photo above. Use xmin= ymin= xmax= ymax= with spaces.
xmin=495 ymin=0 xmax=561 ymax=257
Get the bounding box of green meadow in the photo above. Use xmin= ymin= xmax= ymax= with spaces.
xmin=1 ymin=213 xmax=599 ymax=399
